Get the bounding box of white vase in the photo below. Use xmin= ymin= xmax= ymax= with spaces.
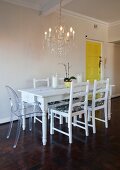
xmin=52 ymin=75 xmax=58 ymax=88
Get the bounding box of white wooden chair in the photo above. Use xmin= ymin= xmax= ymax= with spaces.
xmin=50 ymin=80 xmax=89 ymax=143
xmin=51 ymin=76 xmax=77 ymax=123
xmin=88 ymin=79 xmax=109 ymax=133
xmin=58 ymin=77 xmax=64 ymax=85
xmin=33 ymin=78 xmax=50 ymax=123
xmin=33 ymin=78 xmax=50 ymax=88
xmin=48 ymin=77 xmax=65 ymax=123
xmin=33 ymin=77 xmax=63 ymax=123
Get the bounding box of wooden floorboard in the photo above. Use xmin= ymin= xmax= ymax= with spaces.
xmin=0 ymin=97 xmax=120 ymax=170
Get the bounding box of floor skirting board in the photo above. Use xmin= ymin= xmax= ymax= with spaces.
xmin=0 ymin=114 xmax=40 ymax=124
xmin=0 ymin=116 xmax=17 ymax=124
xmin=112 ymin=94 xmax=120 ymax=98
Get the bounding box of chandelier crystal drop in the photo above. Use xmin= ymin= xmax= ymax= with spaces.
xmin=43 ymin=0 xmax=75 ymax=57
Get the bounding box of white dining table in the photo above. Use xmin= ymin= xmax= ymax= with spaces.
xmin=18 ymin=84 xmax=114 ymax=146
xmin=18 ymin=86 xmax=71 ymax=145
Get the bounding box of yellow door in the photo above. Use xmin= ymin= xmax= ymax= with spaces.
xmin=86 ymin=41 xmax=101 ymax=83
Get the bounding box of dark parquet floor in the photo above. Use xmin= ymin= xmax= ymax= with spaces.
xmin=0 ymin=97 xmax=120 ymax=170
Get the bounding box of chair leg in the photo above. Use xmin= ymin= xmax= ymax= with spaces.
xmin=105 ymin=106 xmax=108 ymax=128
xmin=6 ymin=114 xmax=13 ymax=139
xmin=88 ymin=110 xmax=91 ymax=122
xmin=84 ymin=112 xmax=88 ymax=136
xmin=50 ymin=111 xmax=54 ymax=135
xmin=65 ymin=117 xmax=68 ymax=123
xmin=13 ymin=118 xmax=22 ymax=148
xmin=48 ymin=113 xmax=50 ymax=120
xmin=47 ymin=108 xmax=50 ymax=119
xmin=92 ymin=110 xmax=96 ymax=134
xmin=60 ymin=115 xmax=63 ymax=124
xmin=68 ymin=116 xmax=72 ymax=144
xmin=34 ymin=104 xmax=36 ymax=123
xmin=108 ymin=98 xmax=111 ymax=120
xmin=79 ymin=115 xmax=82 ymax=119
xmin=29 ymin=114 xmax=32 ymax=131
xmin=73 ymin=116 xmax=77 ymax=126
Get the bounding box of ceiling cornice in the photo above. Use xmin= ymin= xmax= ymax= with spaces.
xmin=62 ymin=9 xmax=109 ymax=26
xmin=108 ymin=20 xmax=120 ymax=27
xmin=2 ymin=0 xmax=120 ymax=28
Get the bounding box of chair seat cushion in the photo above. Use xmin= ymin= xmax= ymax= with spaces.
xmin=88 ymin=100 xmax=104 ymax=107
xmin=61 ymin=97 xmax=81 ymax=103
xmin=48 ymin=101 xmax=61 ymax=105
xmin=53 ymin=104 xmax=83 ymax=113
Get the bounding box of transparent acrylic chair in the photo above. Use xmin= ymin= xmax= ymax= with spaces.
xmin=6 ymin=85 xmax=42 ymax=148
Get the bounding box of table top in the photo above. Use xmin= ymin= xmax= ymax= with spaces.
xmin=18 ymin=86 xmax=71 ymax=97
xmin=18 ymin=84 xmax=115 ymax=98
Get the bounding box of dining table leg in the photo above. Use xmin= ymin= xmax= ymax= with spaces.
xmin=42 ymin=111 xmax=47 ymax=145
xmin=41 ymin=99 xmax=47 ymax=145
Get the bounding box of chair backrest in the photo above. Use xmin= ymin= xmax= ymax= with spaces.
xmin=6 ymin=86 xmax=21 ymax=116
xmin=33 ymin=78 xmax=50 ymax=88
xmin=57 ymin=77 xmax=64 ymax=86
xmin=68 ymin=80 xmax=89 ymax=116
xmin=76 ymin=74 xmax=83 ymax=84
xmin=92 ymin=79 xmax=109 ymax=108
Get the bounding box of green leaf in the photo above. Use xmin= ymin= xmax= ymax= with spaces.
xmin=64 ymin=78 xmax=71 ymax=82
xmin=70 ymin=76 xmax=76 ymax=80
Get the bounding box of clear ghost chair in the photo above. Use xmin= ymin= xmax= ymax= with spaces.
xmin=6 ymin=85 xmax=42 ymax=148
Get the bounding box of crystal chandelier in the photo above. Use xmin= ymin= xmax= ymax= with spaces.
xmin=44 ymin=0 xmax=75 ymax=57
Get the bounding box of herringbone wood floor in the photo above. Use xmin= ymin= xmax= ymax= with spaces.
xmin=0 ymin=97 xmax=120 ymax=170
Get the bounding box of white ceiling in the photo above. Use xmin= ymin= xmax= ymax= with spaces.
xmin=2 ymin=0 xmax=120 ymax=23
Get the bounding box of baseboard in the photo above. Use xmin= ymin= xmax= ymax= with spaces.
xmin=0 ymin=113 xmax=40 ymax=124
xmin=0 ymin=116 xmax=18 ymax=124
xmin=112 ymin=94 xmax=120 ymax=98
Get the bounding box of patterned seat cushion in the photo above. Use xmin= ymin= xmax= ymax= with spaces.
xmin=48 ymin=101 xmax=61 ymax=105
xmin=88 ymin=100 xmax=104 ymax=107
xmin=53 ymin=104 xmax=83 ymax=113
xmin=62 ymin=97 xmax=83 ymax=103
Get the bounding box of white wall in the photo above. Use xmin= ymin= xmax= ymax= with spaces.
xmin=106 ymin=23 xmax=120 ymax=96
xmin=108 ymin=23 xmax=120 ymax=42
xmin=0 ymin=1 xmax=109 ymax=123
xmin=105 ymin=43 xmax=120 ymax=96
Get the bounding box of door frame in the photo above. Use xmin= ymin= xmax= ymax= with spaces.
xmin=85 ymin=39 xmax=104 ymax=81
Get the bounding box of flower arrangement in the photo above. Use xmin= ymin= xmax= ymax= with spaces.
xmin=59 ymin=62 xmax=76 ymax=83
